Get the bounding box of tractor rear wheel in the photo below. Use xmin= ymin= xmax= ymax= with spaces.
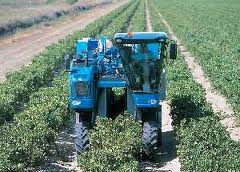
xmin=142 ymin=121 xmax=159 ymax=156
xmin=75 ymin=122 xmax=90 ymax=155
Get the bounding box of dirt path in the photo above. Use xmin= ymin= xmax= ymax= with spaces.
xmin=141 ymin=1 xmax=181 ymax=171
xmin=156 ymin=12 xmax=240 ymax=141
xmin=37 ymin=130 xmax=81 ymax=172
xmin=144 ymin=0 xmax=152 ymax=32
xmin=35 ymin=117 xmax=83 ymax=172
xmin=0 ymin=1 xmax=128 ymax=82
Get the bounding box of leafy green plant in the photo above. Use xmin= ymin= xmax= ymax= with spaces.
xmin=167 ymin=55 xmax=240 ymax=172
xmin=152 ymin=0 xmax=240 ymax=120
xmin=0 ymin=0 xmax=135 ymax=125
xmin=0 ymin=74 xmax=68 ymax=171
xmin=78 ymin=114 xmax=142 ymax=172
xmin=46 ymin=0 xmax=56 ymax=4
xmin=148 ymin=0 xmax=240 ymax=170
xmin=101 ymin=1 xmax=140 ymax=36
xmin=0 ymin=1 xmax=139 ymax=171
xmin=112 ymin=87 xmax=125 ymax=97
xmin=128 ymin=0 xmax=145 ymax=32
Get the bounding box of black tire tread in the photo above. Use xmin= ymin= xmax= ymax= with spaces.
xmin=143 ymin=121 xmax=159 ymax=156
xmin=75 ymin=122 xmax=90 ymax=154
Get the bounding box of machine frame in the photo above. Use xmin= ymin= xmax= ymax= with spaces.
xmin=67 ymin=32 xmax=177 ymax=156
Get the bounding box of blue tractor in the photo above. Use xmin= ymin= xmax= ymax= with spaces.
xmin=67 ymin=32 xmax=177 ymax=156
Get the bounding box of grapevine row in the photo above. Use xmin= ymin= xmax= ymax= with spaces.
xmin=152 ymin=0 xmax=240 ymax=119
xmin=0 ymin=1 xmax=140 ymax=171
xmin=148 ymin=0 xmax=240 ymax=171
xmin=0 ymin=0 xmax=135 ymax=124
xmin=78 ymin=1 xmax=145 ymax=171
xmin=128 ymin=0 xmax=145 ymax=32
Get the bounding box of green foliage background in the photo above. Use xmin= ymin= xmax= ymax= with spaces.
xmin=148 ymin=0 xmax=240 ymax=171
xmin=0 ymin=1 xmax=138 ymax=171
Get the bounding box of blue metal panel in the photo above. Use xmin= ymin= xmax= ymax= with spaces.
xmin=147 ymin=43 xmax=160 ymax=57
xmin=132 ymin=93 xmax=160 ymax=108
xmin=76 ymin=40 xmax=88 ymax=55
xmin=70 ymin=98 xmax=95 ymax=109
xmin=70 ymin=66 xmax=94 ymax=81
xmin=114 ymin=32 xmax=168 ymax=43
xmin=97 ymin=80 xmax=126 ymax=88
xmin=88 ymin=40 xmax=98 ymax=50
xmin=69 ymin=64 xmax=95 ymax=110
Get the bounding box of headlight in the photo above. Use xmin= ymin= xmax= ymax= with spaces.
xmin=74 ymin=81 xmax=88 ymax=96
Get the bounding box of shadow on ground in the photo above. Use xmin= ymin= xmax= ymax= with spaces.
xmin=171 ymin=94 xmax=211 ymax=127
xmin=141 ymin=130 xmax=178 ymax=172
xmin=141 ymin=94 xmax=210 ymax=171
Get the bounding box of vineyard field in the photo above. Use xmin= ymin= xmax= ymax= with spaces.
xmin=148 ymin=0 xmax=240 ymax=170
xmin=0 ymin=1 xmax=139 ymax=171
xmin=152 ymin=0 xmax=240 ymax=119
xmin=0 ymin=0 xmax=239 ymax=171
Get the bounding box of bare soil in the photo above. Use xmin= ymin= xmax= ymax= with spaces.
xmin=0 ymin=0 xmax=96 ymax=25
xmin=144 ymin=0 xmax=152 ymax=32
xmin=156 ymin=12 xmax=240 ymax=141
xmin=141 ymin=1 xmax=182 ymax=171
xmin=37 ymin=130 xmax=81 ymax=172
xmin=0 ymin=1 xmax=127 ymax=82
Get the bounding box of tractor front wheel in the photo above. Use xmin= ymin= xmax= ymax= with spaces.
xmin=75 ymin=122 xmax=90 ymax=154
xmin=75 ymin=112 xmax=91 ymax=155
xmin=142 ymin=121 xmax=159 ymax=156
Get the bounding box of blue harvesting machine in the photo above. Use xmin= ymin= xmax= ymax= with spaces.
xmin=66 ymin=32 xmax=177 ymax=156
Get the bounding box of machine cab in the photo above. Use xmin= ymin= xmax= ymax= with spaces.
xmin=113 ymin=32 xmax=168 ymax=92
xmin=69 ymin=38 xmax=98 ymax=110
xmin=113 ymin=32 xmax=171 ymax=109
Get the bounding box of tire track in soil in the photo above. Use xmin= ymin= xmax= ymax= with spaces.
xmin=156 ymin=12 xmax=240 ymax=142
xmin=141 ymin=1 xmax=181 ymax=171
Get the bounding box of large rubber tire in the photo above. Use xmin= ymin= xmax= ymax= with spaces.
xmin=75 ymin=122 xmax=90 ymax=155
xmin=142 ymin=121 xmax=159 ymax=156
xmin=157 ymin=127 xmax=162 ymax=147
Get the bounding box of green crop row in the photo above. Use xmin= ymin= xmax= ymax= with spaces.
xmin=128 ymin=0 xmax=145 ymax=32
xmin=0 ymin=1 xmax=140 ymax=171
xmin=78 ymin=114 xmax=142 ymax=172
xmin=0 ymin=1 xmax=135 ymax=125
xmin=0 ymin=42 xmax=68 ymax=124
xmin=101 ymin=0 xmax=140 ymax=36
xmin=148 ymin=0 xmax=240 ymax=171
xmin=78 ymin=2 xmax=145 ymax=171
xmin=152 ymin=0 xmax=240 ymax=120
xmin=148 ymin=0 xmax=167 ymax=33
xmin=168 ymin=57 xmax=240 ymax=172
xmin=0 ymin=73 xmax=68 ymax=171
